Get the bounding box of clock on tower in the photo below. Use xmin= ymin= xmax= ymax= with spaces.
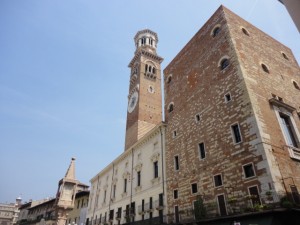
xmin=124 ymin=29 xmax=163 ymax=151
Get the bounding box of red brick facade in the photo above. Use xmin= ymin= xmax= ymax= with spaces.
xmin=163 ymin=5 xmax=300 ymax=222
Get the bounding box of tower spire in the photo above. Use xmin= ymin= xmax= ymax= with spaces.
xmin=64 ymin=157 xmax=76 ymax=180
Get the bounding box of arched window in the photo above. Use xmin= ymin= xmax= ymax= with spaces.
xmin=152 ymin=67 xmax=156 ymax=74
xmin=212 ymin=26 xmax=221 ymax=37
xmin=261 ymin=63 xmax=270 ymax=73
xmin=293 ymin=80 xmax=300 ymax=90
xmin=242 ymin=28 xmax=250 ymax=36
xmin=282 ymin=52 xmax=289 ymax=60
xmin=168 ymin=103 xmax=174 ymax=113
xmin=145 ymin=64 xmax=148 ymax=72
xmin=220 ymin=58 xmax=230 ymax=70
xmin=167 ymin=75 xmax=172 ymax=84
xmin=141 ymin=37 xmax=146 ymax=45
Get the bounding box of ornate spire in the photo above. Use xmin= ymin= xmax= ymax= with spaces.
xmin=64 ymin=157 xmax=76 ymax=180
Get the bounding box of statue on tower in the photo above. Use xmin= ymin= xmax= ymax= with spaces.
xmin=54 ymin=158 xmax=79 ymax=225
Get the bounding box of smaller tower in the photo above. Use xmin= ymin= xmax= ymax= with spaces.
xmin=55 ymin=158 xmax=78 ymax=225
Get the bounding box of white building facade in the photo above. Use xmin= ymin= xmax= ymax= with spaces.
xmin=86 ymin=124 xmax=166 ymax=225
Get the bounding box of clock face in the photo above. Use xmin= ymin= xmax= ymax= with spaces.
xmin=128 ymin=91 xmax=138 ymax=113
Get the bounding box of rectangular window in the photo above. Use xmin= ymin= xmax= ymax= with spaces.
xmin=173 ymin=190 xmax=178 ymax=199
xmin=124 ymin=179 xmax=127 ymax=193
xmin=214 ymin=174 xmax=223 ymax=187
xmin=117 ymin=207 xmax=122 ymax=219
xmin=137 ymin=171 xmax=141 ymax=186
xmin=243 ymin=163 xmax=255 ymax=178
xmin=159 ymin=193 xmax=163 ymax=207
xmin=198 ymin=142 xmax=206 ymax=159
xmin=154 ymin=161 xmax=158 ymax=178
xmin=231 ymin=123 xmax=242 ymax=143
xmin=174 ymin=155 xmax=179 ymax=170
xmin=150 ymin=197 xmax=153 ymax=211
xmin=113 ymin=184 xmax=116 ymax=198
xmin=109 ymin=210 xmax=114 ymax=220
xmin=279 ymin=113 xmax=299 ymax=148
xmin=195 ymin=114 xmax=201 ymax=122
xmin=224 ymin=93 xmax=232 ymax=102
xmin=103 ymin=190 xmax=106 ymax=203
xmin=191 ymin=183 xmax=198 ymax=194
xmin=290 ymin=185 xmax=300 ymax=204
xmin=248 ymin=186 xmax=261 ymax=206
xmin=173 ymin=130 xmax=177 ymax=138
xmin=217 ymin=194 xmax=227 ymax=216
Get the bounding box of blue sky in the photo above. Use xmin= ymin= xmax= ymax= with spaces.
xmin=0 ymin=0 xmax=299 ymax=203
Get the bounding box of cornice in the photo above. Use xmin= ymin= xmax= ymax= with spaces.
xmin=128 ymin=50 xmax=163 ymax=67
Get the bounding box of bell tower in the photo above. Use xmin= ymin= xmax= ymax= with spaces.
xmin=125 ymin=29 xmax=163 ymax=150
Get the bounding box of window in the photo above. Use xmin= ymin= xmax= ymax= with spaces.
xmin=141 ymin=37 xmax=146 ymax=45
xmin=231 ymin=123 xmax=242 ymax=144
xmin=242 ymin=27 xmax=250 ymax=36
xmin=212 ymin=26 xmax=221 ymax=37
xmin=198 ymin=142 xmax=206 ymax=159
xmin=282 ymin=52 xmax=289 ymax=60
xmin=173 ymin=130 xmax=177 ymax=138
xmin=220 ymin=58 xmax=229 ymax=70
xmin=243 ymin=163 xmax=255 ymax=178
xmin=174 ymin=155 xmax=179 ymax=171
xmin=290 ymin=185 xmax=300 ymax=204
xmin=167 ymin=75 xmax=172 ymax=84
xmin=261 ymin=63 xmax=270 ymax=73
xmin=154 ymin=161 xmax=158 ymax=178
xmin=224 ymin=93 xmax=231 ymax=102
xmin=191 ymin=183 xmax=198 ymax=194
xmin=195 ymin=114 xmax=201 ymax=122
xmin=214 ymin=174 xmax=223 ymax=187
xmin=103 ymin=190 xmax=106 ymax=203
xmin=168 ymin=103 xmax=174 ymax=113
xmin=124 ymin=179 xmax=127 ymax=193
xmin=173 ymin=190 xmax=178 ymax=199
xmin=293 ymin=81 xmax=300 ymax=90
xmin=248 ymin=186 xmax=261 ymax=206
xmin=279 ymin=112 xmax=299 ymax=148
xmin=109 ymin=210 xmax=114 ymax=221
xmin=113 ymin=184 xmax=116 ymax=198
xmin=137 ymin=171 xmax=141 ymax=187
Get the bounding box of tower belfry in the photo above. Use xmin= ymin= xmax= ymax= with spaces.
xmin=124 ymin=29 xmax=163 ymax=150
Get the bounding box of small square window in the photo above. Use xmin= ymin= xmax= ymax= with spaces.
xmin=243 ymin=163 xmax=255 ymax=178
xmin=214 ymin=174 xmax=223 ymax=187
xmin=231 ymin=123 xmax=242 ymax=144
xmin=191 ymin=183 xmax=198 ymax=194
xmin=198 ymin=142 xmax=206 ymax=159
xmin=173 ymin=190 xmax=178 ymax=199
xmin=195 ymin=114 xmax=201 ymax=122
xmin=224 ymin=93 xmax=231 ymax=102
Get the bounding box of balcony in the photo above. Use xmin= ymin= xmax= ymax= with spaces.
xmin=154 ymin=200 xmax=164 ymax=210
xmin=137 ymin=205 xmax=144 ymax=215
xmin=115 ymin=211 xmax=121 ymax=220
